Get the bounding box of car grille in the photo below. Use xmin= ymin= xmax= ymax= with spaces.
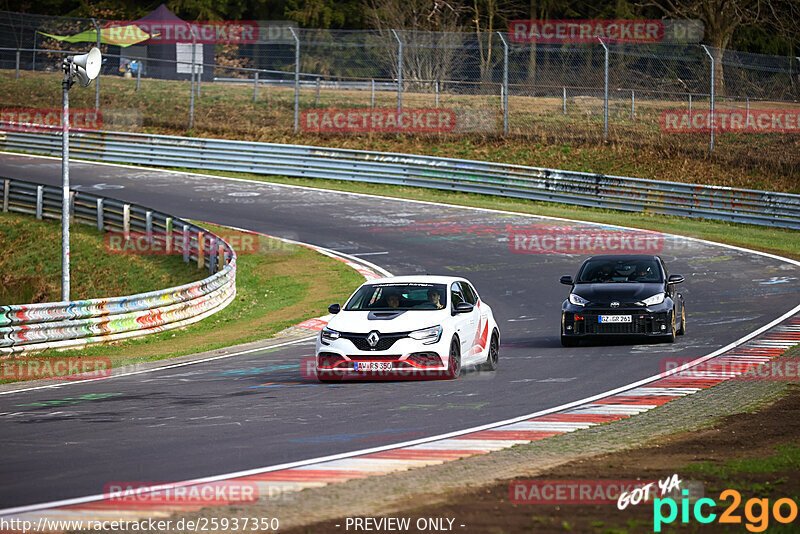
xmin=568 ymin=312 xmax=667 ymax=335
xmin=348 ymin=354 xmax=401 ymax=361
xmin=585 ymin=318 xmax=649 ymax=334
xmin=340 ymin=332 xmax=409 ymax=351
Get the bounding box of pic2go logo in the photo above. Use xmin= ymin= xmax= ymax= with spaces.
xmin=653 ymin=489 xmax=799 ymax=532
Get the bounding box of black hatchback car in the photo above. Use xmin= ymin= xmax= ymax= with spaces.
xmin=560 ymin=255 xmax=685 ymax=346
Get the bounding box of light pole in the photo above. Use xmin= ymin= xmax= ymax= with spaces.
xmin=61 ymin=47 xmax=101 ymax=302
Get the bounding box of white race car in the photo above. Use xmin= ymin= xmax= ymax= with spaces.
xmin=315 ymin=276 xmax=500 ymax=381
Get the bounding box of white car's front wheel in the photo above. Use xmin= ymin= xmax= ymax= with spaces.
xmin=444 ymin=337 xmax=462 ymax=379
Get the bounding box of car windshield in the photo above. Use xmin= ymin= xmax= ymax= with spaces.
xmin=344 ymin=283 xmax=448 ymax=311
xmin=577 ymin=259 xmax=663 ymax=283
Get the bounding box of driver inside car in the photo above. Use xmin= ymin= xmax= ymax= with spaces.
xmin=427 ymin=288 xmax=444 ymax=309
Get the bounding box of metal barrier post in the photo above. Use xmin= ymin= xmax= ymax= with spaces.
xmin=435 ymin=80 xmax=439 ymax=107
xmin=123 ymin=203 xmax=130 ymax=241
xmin=371 ymin=79 xmax=375 ymax=108
xmin=145 ymin=210 xmax=153 ymax=243
xmin=563 ymin=87 xmax=566 ymax=115
xmin=35 ymin=185 xmax=43 ymax=219
xmin=2 ymin=179 xmax=9 ymax=212
xmin=209 ymin=235 xmax=217 ymax=274
xmin=598 ymin=37 xmax=608 ymax=140
xmin=315 ymin=76 xmax=320 ymax=107
xmin=688 ymin=93 xmax=692 ymax=115
xmin=217 ymin=243 xmax=224 ymax=272
xmin=182 ymin=224 xmax=190 ymax=262
xmin=392 ymin=29 xmax=402 ymax=111
xmin=497 ymin=31 xmax=509 ymax=135
xmin=15 ymin=49 xmax=20 ymax=79
xmin=631 ymin=90 xmax=635 ymax=119
xmin=165 ymin=217 xmax=173 ymax=253
xmin=136 ymin=63 xmax=141 ymax=91
xmin=289 ymin=27 xmax=300 ymax=133
xmin=254 ymin=71 xmax=259 ymax=102
xmin=197 ymin=231 xmax=205 ymax=269
xmin=96 ymin=198 xmax=103 ymax=231
xmin=701 ymin=45 xmax=715 ymax=152
xmin=32 ymin=31 xmax=37 ymax=71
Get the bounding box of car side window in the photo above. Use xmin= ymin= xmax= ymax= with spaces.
xmin=451 ymin=283 xmax=465 ymax=307
xmin=459 ymin=282 xmax=478 ymax=305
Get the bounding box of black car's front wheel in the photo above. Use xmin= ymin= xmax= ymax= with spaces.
xmin=677 ymin=302 xmax=686 ymax=336
xmin=662 ymin=310 xmax=677 ymax=343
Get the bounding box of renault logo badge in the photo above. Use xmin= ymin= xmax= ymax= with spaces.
xmin=367 ymin=331 xmax=380 ymax=348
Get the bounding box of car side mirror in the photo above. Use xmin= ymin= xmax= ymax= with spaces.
xmin=668 ymin=275 xmax=684 ymax=285
xmin=328 ymin=303 xmax=341 ymax=314
xmin=453 ymin=302 xmax=474 ymax=315
xmin=560 ymin=275 xmax=573 ymax=285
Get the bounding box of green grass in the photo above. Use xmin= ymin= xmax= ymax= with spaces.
xmin=0 ymin=211 xmax=203 ymax=304
xmin=684 ymin=444 xmax=800 ymax=480
xmin=170 ymin=168 xmax=800 ymax=260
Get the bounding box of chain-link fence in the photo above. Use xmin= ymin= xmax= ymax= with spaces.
xmin=1 ymin=10 xmax=799 ymax=175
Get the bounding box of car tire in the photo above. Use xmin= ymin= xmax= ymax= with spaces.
xmin=677 ymin=303 xmax=686 ymax=336
xmin=479 ymin=331 xmax=500 ymax=371
xmin=444 ymin=338 xmax=462 ymax=379
xmin=561 ymin=335 xmax=579 ymax=347
xmin=662 ymin=310 xmax=677 ymax=343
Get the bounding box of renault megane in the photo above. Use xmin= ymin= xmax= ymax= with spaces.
xmin=315 ymin=276 xmax=500 ymax=381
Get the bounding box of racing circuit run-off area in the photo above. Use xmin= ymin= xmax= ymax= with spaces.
xmin=1 ymin=2 xmax=800 ymax=533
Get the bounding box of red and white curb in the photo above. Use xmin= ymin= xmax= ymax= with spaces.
xmin=3 ymin=314 xmax=798 ymax=527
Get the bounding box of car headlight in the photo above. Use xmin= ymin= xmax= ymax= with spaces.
xmin=320 ymin=327 xmax=340 ymax=341
xmin=408 ymin=325 xmax=443 ymax=344
xmin=640 ymin=293 xmax=665 ymax=306
xmin=569 ymin=293 xmax=588 ymax=307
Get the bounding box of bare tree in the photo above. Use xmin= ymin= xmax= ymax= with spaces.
xmin=644 ymin=0 xmax=765 ymax=95
xmin=365 ymin=0 xmax=468 ymax=88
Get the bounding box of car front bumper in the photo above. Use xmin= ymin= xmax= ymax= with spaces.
xmin=561 ymin=306 xmax=673 ymax=337
xmin=315 ymin=335 xmax=451 ymax=379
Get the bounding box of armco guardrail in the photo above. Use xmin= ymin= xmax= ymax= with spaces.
xmin=0 ymin=178 xmax=236 ymax=355
xmin=1 ymin=124 xmax=799 ymax=229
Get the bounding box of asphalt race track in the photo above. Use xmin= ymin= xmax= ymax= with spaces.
xmin=2 ymin=153 xmax=799 ymax=509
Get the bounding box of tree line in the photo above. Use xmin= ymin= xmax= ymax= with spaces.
xmin=4 ymin=0 xmax=798 ymax=57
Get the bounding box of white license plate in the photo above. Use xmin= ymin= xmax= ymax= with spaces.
xmin=599 ymin=315 xmax=632 ymax=323
xmin=353 ymin=362 xmax=393 ymax=371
